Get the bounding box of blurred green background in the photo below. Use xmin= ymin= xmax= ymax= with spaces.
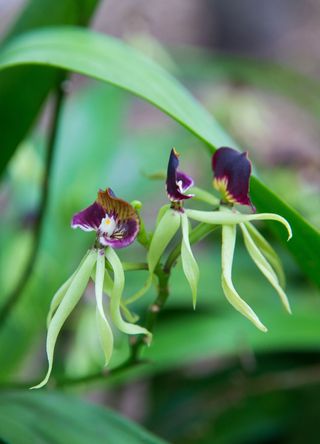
xmin=0 ymin=1 xmax=319 ymax=443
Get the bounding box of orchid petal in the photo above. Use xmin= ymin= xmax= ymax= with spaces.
xmin=155 ymin=204 xmax=171 ymax=227
xmin=166 ymin=148 xmax=194 ymax=201
xmin=212 ymin=147 xmax=253 ymax=208
xmin=181 ymin=212 xmax=199 ymax=309
xmin=95 ymin=251 xmax=114 ymax=365
xmin=245 ymin=222 xmax=286 ymax=288
xmin=148 ymin=208 xmax=181 ymax=274
xmin=221 ymin=224 xmax=267 ymax=332
xmin=32 ymin=250 xmax=97 ymax=389
xmin=105 ymin=248 xmax=152 ymax=342
xmin=47 ymin=251 xmax=90 ymax=327
xmin=186 ymin=209 xmax=292 ymax=240
xmin=240 ymin=223 xmax=291 ymax=314
xmin=71 ymin=202 xmax=105 ymax=231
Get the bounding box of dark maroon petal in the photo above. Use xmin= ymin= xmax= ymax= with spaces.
xmin=212 ymin=147 xmax=254 ymax=208
xmin=71 ymin=201 xmax=105 ymax=231
xmin=166 ymin=148 xmax=194 ymax=202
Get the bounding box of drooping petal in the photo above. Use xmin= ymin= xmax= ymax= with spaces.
xmin=181 ymin=212 xmax=199 ymax=309
xmin=148 ymin=207 xmax=181 ymax=274
xmin=105 ymin=248 xmax=152 ymax=342
xmin=32 ymin=250 xmax=97 ymax=389
xmin=186 ymin=209 xmax=292 ymax=240
xmin=221 ymin=225 xmax=267 ymax=332
xmin=47 ymin=251 xmax=91 ymax=326
xmin=95 ymin=250 xmax=114 ymax=365
xmin=71 ymin=202 xmax=105 ymax=232
xmin=97 ymin=188 xmax=139 ymax=248
xmin=212 ymin=147 xmax=254 ymax=208
xmin=166 ymin=148 xmax=194 ymax=202
xmin=245 ymin=222 xmax=286 ymax=288
xmin=240 ymin=223 xmax=291 ymax=313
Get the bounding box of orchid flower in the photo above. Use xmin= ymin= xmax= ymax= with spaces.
xmin=147 ymin=148 xmax=200 ymax=307
xmin=33 ymin=188 xmax=151 ymax=389
xmin=186 ymin=147 xmax=292 ymax=332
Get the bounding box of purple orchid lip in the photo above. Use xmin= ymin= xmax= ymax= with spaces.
xmin=166 ymin=148 xmax=194 ymax=202
xmin=212 ymin=147 xmax=255 ymax=209
xmin=71 ymin=188 xmax=139 ymax=248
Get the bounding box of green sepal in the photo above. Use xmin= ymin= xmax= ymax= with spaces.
xmin=31 ymin=249 xmax=97 ymax=389
xmin=105 ymin=248 xmax=152 ymax=342
xmin=148 ymin=207 xmax=181 ymax=274
xmin=181 ymin=212 xmax=199 ymax=309
xmin=186 ymin=209 xmax=292 ymax=240
xmin=46 ymin=251 xmax=90 ymax=327
xmin=245 ymin=221 xmax=286 ymax=288
xmin=221 ymin=225 xmax=267 ymax=332
xmin=95 ymin=251 xmax=114 ymax=365
xmin=240 ymin=224 xmax=291 ymax=314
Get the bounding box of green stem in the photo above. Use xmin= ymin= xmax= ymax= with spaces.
xmin=0 ymin=83 xmax=65 ymax=327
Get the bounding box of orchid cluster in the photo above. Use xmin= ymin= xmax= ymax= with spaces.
xmin=34 ymin=147 xmax=292 ymax=388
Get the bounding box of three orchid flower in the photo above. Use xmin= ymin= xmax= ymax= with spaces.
xmin=34 ymin=147 xmax=292 ymax=388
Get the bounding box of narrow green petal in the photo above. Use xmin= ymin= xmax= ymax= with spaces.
xmin=47 ymin=251 xmax=90 ymax=326
xmin=155 ymin=204 xmax=171 ymax=227
xmin=31 ymin=249 xmax=97 ymax=389
xmin=95 ymin=251 xmax=114 ymax=365
xmin=148 ymin=208 xmax=181 ymax=274
xmin=245 ymin=222 xmax=286 ymax=288
xmin=190 ymin=186 xmax=220 ymax=206
xmin=186 ymin=209 xmax=292 ymax=240
xmin=106 ymin=248 xmax=152 ymax=342
xmin=221 ymin=225 xmax=267 ymax=332
xmin=181 ymin=212 xmax=199 ymax=309
xmin=240 ymin=224 xmax=291 ymax=314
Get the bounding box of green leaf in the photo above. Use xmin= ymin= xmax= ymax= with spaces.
xmin=0 ymin=27 xmax=318 ymax=285
xmin=0 ymin=0 xmax=99 ymax=176
xmin=0 ymin=391 xmax=167 ymax=444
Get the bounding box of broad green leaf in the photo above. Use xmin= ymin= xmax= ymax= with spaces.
xmin=221 ymin=224 xmax=267 ymax=332
xmin=32 ymin=249 xmax=96 ymax=389
xmin=0 ymin=27 xmax=317 ymax=284
xmin=0 ymin=391 xmax=167 ymax=444
xmin=0 ymin=0 xmax=99 ymax=176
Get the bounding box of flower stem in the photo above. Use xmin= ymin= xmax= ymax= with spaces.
xmin=0 ymin=83 xmax=65 ymax=327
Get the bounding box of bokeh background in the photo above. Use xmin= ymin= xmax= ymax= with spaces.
xmin=0 ymin=1 xmax=319 ymax=443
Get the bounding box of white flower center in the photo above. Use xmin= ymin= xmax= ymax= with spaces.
xmin=99 ymin=215 xmax=117 ymax=237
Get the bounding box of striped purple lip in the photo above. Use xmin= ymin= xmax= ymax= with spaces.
xmin=71 ymin=188 xmax=139 ymax=248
